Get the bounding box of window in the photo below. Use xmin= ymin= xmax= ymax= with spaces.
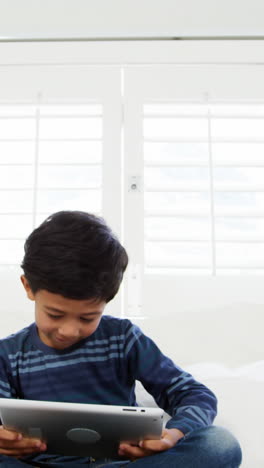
xmin=0 ymin=65 xmax=122 ymax=269
xmin=144 ymin=103 xmax=264 ymax=275
xmin=2 ymin=63 xmax=264 ymax=275
xmin=123 ymin=63 xmax=264 ymax=319
xmin=0 ymin=103 xmax=103 ymax=265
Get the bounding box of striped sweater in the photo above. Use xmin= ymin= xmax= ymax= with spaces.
xmin=0 ymin=316 xmax=217 ymax=437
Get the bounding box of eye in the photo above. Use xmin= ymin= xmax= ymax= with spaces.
xmin=48 ymin=314 xmax=62 ymax=320
xmin=80 ymin=318 xmax=94 ymax=323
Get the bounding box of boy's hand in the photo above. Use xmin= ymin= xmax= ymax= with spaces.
xmin=0 ymin=425 xmax=47 ymax=457
xmin=118 ymin=427 xmax=184 ymax=459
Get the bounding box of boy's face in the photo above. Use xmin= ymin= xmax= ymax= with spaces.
xmin=21 ymin=276 xmax=106 ymax=350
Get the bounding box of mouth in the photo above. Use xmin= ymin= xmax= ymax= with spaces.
xmin=54 ymin=336 xmax=77 ymax=347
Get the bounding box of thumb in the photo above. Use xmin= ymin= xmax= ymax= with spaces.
xmin=139 ymin=436 xmax=172 ymax=451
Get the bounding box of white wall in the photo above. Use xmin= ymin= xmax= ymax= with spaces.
xmin=0 ymin=0 xmax=264 ymax=39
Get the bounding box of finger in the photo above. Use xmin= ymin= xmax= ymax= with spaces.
xmin=0 ymin=445 xmax=44 ymax=457
xmin=0 ymin=437 xmax=43 ymax=448
xmin=0 ymin=427 xmax=45 ymax=447
xmin=139 ymin=437 xmax=172 ymax=452
xmin=118 ymin=443 xmax=153 ymax=459
xmin=0 ymin=427 xmax=23 ymax=442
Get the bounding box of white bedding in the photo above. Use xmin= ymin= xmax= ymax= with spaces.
xmin=187 ymin=361 xmax=264 ymax=468
xmin=136 ymin=361 xmax=264 ymax=468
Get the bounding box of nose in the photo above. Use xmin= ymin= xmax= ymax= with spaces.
xmin=57 ymin=323 xmax=80 ymax=339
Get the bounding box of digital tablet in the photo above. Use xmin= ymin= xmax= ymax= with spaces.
xmin=0 ymin=398 xmax=164 ymax=458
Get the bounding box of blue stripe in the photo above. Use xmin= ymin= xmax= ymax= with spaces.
xmin=11 ymin=352 xmax=124 ymax=375
xmin=185 ymin=408 xmax=207 ymax=425
xmin=0 ymin=388 xmax=11 ymax=398
xmin=167 ymin=372 xmax=192 ymax=394
xmin=8 ymin=350 xmax=42 ymax=360
xmin=8 ymin=335 xmax=125 ymax=363
xmin=10 ymin=344 xmax=123 ymax=369
xmin=0 ymin=379 xmax=10 ymax=389
xmin=86 ymin=335 xmax=125 ymax=344
xmin=175 ymin=405 xmax=209 ymax=425
xmin=124 ymin=326 xmax=141 ymax=356
xmin=187 ymin=406 xmax=211 ymax=425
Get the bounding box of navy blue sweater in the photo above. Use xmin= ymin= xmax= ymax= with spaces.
xmin=0 ymin=316 xmax=217 ymax=456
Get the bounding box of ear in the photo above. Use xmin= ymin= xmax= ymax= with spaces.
xmin=20 ymin=275 xmax=35 ymax=301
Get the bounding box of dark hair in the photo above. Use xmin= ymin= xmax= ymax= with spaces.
xmin=21 ymin=211 xmax=128 ymax=302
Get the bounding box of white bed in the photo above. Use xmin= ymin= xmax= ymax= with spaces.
xmin=135 ymin=304 xmax=264 ymax=468
xmin=136 ymin=360 xmax=263 ymax=468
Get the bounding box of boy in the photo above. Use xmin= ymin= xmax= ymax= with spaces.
xmin=0 ymin=211 xmax=242 ymax=467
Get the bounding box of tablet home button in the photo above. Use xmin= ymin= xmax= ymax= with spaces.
xmin=66 ymin=428 xmax=101 ymax=444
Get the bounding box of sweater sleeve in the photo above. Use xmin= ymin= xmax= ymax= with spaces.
xmin=0 ymin=354 xmax=15 ymax=399
xmin=124 ymin=322 xmax=217 ymax=435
